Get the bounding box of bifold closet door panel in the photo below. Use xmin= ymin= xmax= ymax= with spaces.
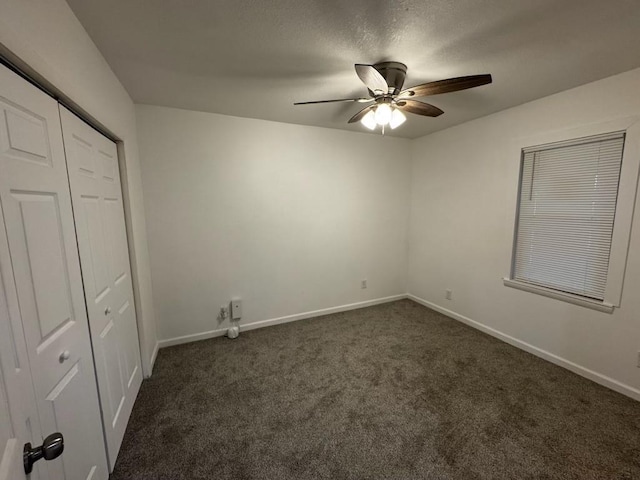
xmin=0 ymin=64 xmax=108 ymax=479
xmin=60 ymin=107 xmax=143 ymax=470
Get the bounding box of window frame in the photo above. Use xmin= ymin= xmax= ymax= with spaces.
xmin=504 ymin=117 xmax=640 ymax=313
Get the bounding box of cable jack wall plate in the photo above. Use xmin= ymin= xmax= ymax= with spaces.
xmin=231 ymin=299 xmax=242 ymax=320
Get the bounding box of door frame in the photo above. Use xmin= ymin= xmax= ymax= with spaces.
xmin=0 ymin=47 xmax=153 ymax=379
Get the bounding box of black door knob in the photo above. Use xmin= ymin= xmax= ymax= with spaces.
xmin=23 ymin=432 xmax=64 ymax=474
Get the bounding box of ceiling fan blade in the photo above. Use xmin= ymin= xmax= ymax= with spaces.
xmin=294 ymin=98 xmax=373 ymax=105
xmin=355 ymin=64 xmax=389 ymax=94
xmin=348 ymin=105 xmax=375 ymax=124
xmin=399 ymin=74 xmax=492 ymax=98
xmin=395 ymin=100 xmax=444 ymax=117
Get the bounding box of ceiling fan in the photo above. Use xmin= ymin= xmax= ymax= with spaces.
xmin=294 ymin=62 xmax=492 ymax=131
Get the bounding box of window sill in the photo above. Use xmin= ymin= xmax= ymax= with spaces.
xmin=502 ymin=278 xmax=615 ymax=314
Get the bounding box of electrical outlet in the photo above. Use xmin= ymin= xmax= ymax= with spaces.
xmin=361 ymin=279 xmax=367 ymax=289
xmin=219 ymin=305 xmax=229 ymax=320
xmin=445 ymin=289 xmax=452 ymax=300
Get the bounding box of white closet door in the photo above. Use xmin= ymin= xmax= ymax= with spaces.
xmin=0 ymin=252 xmax=41 ymax=480
xmin=60 ymin=107 xmax=143 ymax=470
xmin=0 ymin=66 xmax=108 ymax=479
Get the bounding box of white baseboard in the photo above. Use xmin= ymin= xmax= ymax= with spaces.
xmin=158 ymin=294 xmax=407 ymax=349
xmin=156 ymin=292 xmax=640 ymax=401
xmin=407 ymin=294 xmax=640 ymax=402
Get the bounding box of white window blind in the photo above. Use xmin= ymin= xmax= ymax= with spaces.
xmin=512 ymin=132 xmax=625 ymax=301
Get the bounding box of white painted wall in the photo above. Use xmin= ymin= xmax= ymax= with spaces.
xmin=136 ymin=105 xmax=411 ymax=343
xmin=408 ymin=67 xmax=640 ymax=397
xmin=0 ymin=0 xmax=158 ymax=374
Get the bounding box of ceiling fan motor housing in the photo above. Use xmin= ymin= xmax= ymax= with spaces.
xmin=372 ymin=62 xmax=408 ymax=95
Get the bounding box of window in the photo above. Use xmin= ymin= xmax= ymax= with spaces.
xmin=506 ymin=132 xmax=626 ymax=310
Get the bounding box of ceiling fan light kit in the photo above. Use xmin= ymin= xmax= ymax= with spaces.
xmin=360 ymin=105 xmax=406 ymax=131
xmin=294 ymin=61 xmax=492 ymax=132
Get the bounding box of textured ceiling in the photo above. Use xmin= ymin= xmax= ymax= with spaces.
xmin=66 ymin=0 xmax=640 ymax=139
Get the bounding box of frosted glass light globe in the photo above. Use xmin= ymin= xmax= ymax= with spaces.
xmin=360 ymin=110 xmax=376 ymax=130
xmin=374 ymin=104 xmax=392 ymax=125
xmin=389 ymin=108 xmax=407 ymax=129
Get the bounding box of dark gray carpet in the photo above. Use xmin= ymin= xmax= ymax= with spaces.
xmin=111 ymin=300 xmax=640 ymax=479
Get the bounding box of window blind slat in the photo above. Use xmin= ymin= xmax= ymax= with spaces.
xmin=513 ymin=134 xmax=624 ymax=301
